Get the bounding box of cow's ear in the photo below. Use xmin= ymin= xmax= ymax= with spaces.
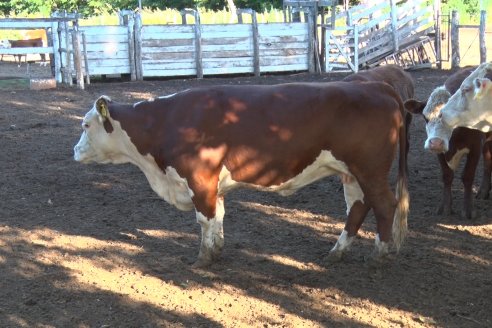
xmin=95 ymin=96 xmax=111 ymax=121
xmin=404 ymin=99 xmax=425 ymax=115
xmin=474 ymin=78 xmax=492 ymax=99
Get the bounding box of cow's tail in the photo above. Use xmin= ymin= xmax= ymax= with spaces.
xmin=392 ymin=103 xmax=410 ymax=252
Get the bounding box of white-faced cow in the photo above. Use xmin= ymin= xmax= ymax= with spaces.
xmin=74 ymin=81 xmax=409 ymax=267
xmin=343 ymin=64 xmax=415 ymax=155
xmin=404 ymin=67 xmax=492 ymax=219
xmin=440 ymin=62 xmax=492 ymax=132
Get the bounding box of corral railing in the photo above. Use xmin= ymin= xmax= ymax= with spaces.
xmin=58 ymin=8 xmax=315 ymax=85
xmin=323 ymin=0 xmax=438 ymax=72
xmin=0 ymin=17 xmax=68 ymax=76
xmin=450 ymin=10 xmax=488 ymax=68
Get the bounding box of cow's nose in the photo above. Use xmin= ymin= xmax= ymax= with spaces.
xmin=427 ymin=137 xmax=446 ymax=153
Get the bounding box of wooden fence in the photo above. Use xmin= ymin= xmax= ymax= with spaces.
xmin=0 ymin=2 xmax=445 ymax=88
xmin=323 ymin=0 xmax=438 ymax=72
xmin=450 ymin=10 xmax=487 ymax=68
xmin=54 ymin=8 xmax=316 ymax=87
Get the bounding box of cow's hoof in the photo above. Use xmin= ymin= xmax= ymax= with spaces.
xmin=476 ymin=188 xmax=490 ymax=199
xmin=437 ymin=206 xmax=453 ymax=217
xmin=364 ymin=254 xmax=384 ymax=268
xmin=364 ymin=249 xmax=390 ymax=268
xmin=461 ymin=209 xmax=476 ymax=220
xmin=326 ymin=250 xmax=344 ymax=263
xmin=192 ymin=257 xmax=213 ymax=268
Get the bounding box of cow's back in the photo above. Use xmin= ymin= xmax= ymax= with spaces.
xmin=343 ymin=65 xmax=414 ymax=101
xmin=114 ymin=82 xmax=403 ymax=187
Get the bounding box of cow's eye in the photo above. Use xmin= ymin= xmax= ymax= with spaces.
xmin=462 ymin=86 xmax=472 ymax=94
xmin=83 ymin=122 xmax=90 ymax=129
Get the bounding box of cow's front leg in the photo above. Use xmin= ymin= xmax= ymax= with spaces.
xmin=193 ymin=197 xmax=225 ymax=268
xmin=328 ymin=178 xmax=369 ymax=262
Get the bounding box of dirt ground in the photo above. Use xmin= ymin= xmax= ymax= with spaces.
xmin=0 ymin=59 xmax=491 ymax=328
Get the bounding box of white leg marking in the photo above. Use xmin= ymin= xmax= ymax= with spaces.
xmin=194 ymin=197 xmax=225 ymax=267
xmin=328 ymin=230 xmax=355 ymax=261
xmin=374 ymin=233 xmax=390 ymax=257
xmin=343 ymin=178 xmax=364 ymax=215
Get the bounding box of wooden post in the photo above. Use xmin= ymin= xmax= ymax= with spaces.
xmin=346 ymin=11 xmax=356 ymax=71
xmin=64 ymin=18 xmax=72 ymax=86
xmin=81 ymin=32 xmax=90 ymax=85
xmin=307 ymin=8 xmax=316 ymax=73
xmin=434 ymin=0 xmax=442 ymax=69
xmin=479 ymin=10 xmax=487 ymax=63
xmin=237 ymin=9 xmax=260 ymax=76
xmin=451 ymin=10 xmax=460 ymax=68
xmin=51 ymin=18 xmax=62 ymax=83
xmin=390 ymin=0 xmax=399 ymax=52
xmin=194 ymin=12 xmax=203 ymax=79
xmin=71 ymin=30 xmax=84 ymax=89
xmin=125 ymin=12 xmax=136 ymax=81
xmin=180 ymin=9 xmax=202 ymax=78
xmin=134 ymin=12 xmax=143 ymax=80
xmin=353 ymin=25 xmax=359 ymax=72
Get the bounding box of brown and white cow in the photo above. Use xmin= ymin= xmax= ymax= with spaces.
xmin=343 ymin=64 xmax=415 ymax=155
xmin=440 ymin=62 xmax=492 ymax=133
xmin=74 ymin=81 xmax=409 ymax=267
xmin=404 ymin=67 xmax=492 ymax=219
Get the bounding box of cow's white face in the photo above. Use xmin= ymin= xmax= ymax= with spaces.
xmin=405 ymin=86 xmax=453 ymax=153
xmin=421 ymin=87 xmax=453 ymax=153
xmin=74 ymin=96 xmax=129 ymax=164
xmin=441 ymin=63 xmax=492 ymax=132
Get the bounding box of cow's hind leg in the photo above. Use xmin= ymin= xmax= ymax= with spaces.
xmin=194 ymin=197 xmax=225 ymax=268
xmin=366 ymin=186 xmax=398 ymax=264
xmin=328 ymin=179 xmax=369 ymax=262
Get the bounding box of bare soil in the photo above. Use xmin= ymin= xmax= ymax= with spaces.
xmin=0 ymin=61 xmax=491 ymax=328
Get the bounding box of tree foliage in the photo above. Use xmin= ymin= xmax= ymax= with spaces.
xmin=0 ymin=0 xmax=484 ymax=18
xmin=0 ymin=0 xmax=284 ymax=16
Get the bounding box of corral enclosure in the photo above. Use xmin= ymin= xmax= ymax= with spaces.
xmin=0 ymin=0 xmax=440 ymax=87
xmin=0 ymin=67 xmax=491 ymax=327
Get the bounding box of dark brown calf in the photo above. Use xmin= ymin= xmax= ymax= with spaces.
xmin=404 ymin=67 xmax=492 ymax=219
xmin=343 ymin=65 xmax=414 ymax=155
xmin=8 ymin=38 xmax=46 ymax=64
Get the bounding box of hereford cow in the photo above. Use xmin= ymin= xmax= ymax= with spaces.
xmin=440 ymin=62 xmax=492 ymax=133
xmin=404 ymin=67 xmax=492 ymax=219
xmin=74 ymin=82 xmax=409 ymax=267
xmin=343 ymin=64 xmax=414 ymax=155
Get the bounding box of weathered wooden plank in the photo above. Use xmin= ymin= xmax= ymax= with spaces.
xmin=79 ymin=26 xmax=127 ymax=36
xmin=142 ymin=38 xmax=194 ymax=47
xmin=85 ymin=50 xmax=130 ymax=60
xmin=143 ymin=68 xmax=197 ymax=77
xmin=76 ymin=34 xmax=128 ymax=43
xmin=76 ymin=65 xmax=131 ymax=75
xmin=259 ymin=41 xmax=311 ymax=50
xmin=0 ymin=21 xmax=54 ymax=29
xmin=0 ymin=47 xmax=53 ymax=55
xmin=141 ymin=31 xmax=195 ymax=40
xmin=348 ymin=0 xmax=388 ymax=21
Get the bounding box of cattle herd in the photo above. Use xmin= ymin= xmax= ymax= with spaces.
xmin=73 ymin=62 xmax=492 ymax=268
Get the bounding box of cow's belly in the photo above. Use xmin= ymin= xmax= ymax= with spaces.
xmin=138 ymin=157 xmax=194 ymax=211
xmin=219 ymin=150 xmax=350 ymax=196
